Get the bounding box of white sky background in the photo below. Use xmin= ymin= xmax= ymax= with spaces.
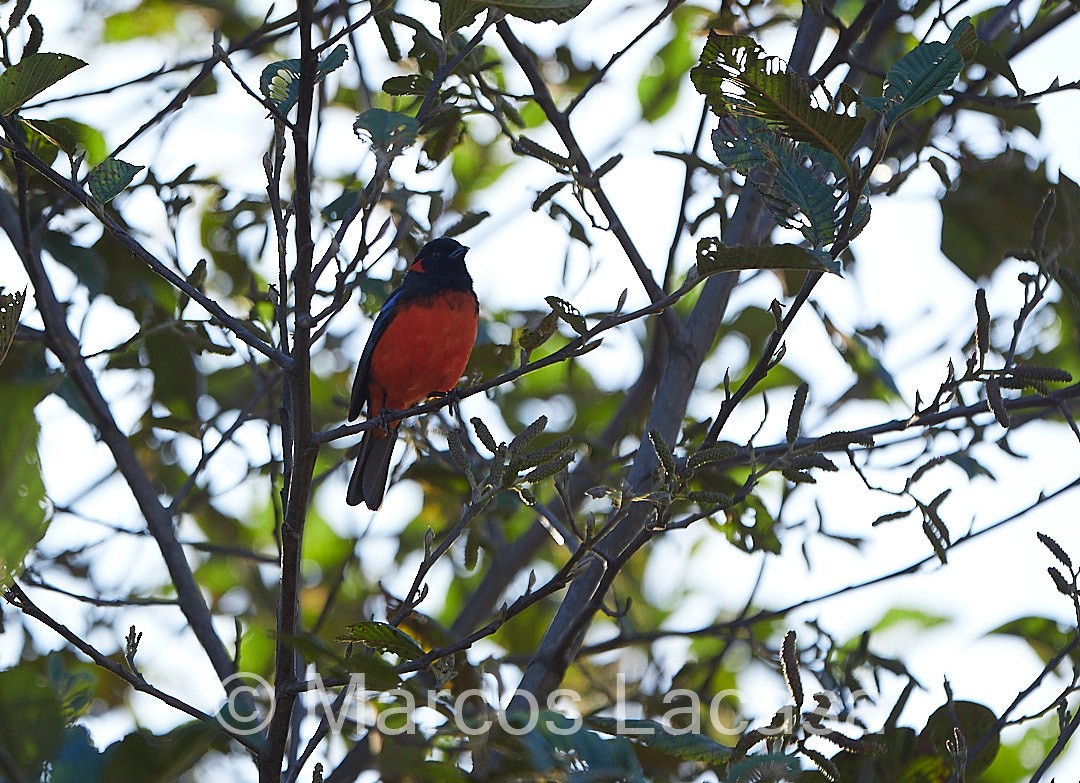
xmin=2 ymin=0 xmax=1080 ymax=780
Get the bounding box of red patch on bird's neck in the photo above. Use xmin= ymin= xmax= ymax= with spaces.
xmin=409 ymin=258 xmax=425 ymax=272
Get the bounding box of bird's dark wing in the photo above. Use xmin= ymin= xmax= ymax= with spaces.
xmin=348 ymin=287 xmax=407 ymax=421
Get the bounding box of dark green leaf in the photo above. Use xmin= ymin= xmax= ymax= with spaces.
xmin=336 ymin=621 xmax=426 ymax=661
xmin=102 ymin=723 xmax=219 ymax=783
xmin=259 ymin=44 xmax=349 ymax=114
xmin=440 ymin=0 xmax=482 ymax=37
xmin=444 ymin=210 xmax=490 ymax=237
xmin=696 ymin=239 xmax=841 ymax=276
xmin=585 ymin=717 xmax=731 ymax=763
xmin=921 ymin=701 xmax=1000 ymax=779
xmin=88 ymin=157 xmax=143 ymax=204
xmin=487 ymin=0 xmax=591 ymax=24
xmin=321 ymin=186 xmax=363 ymax=221
xmin=544 ymin=295 xmax=588 ymax=334
xmin=382 ymin=74 xmax=433 ymax=96
xmin=0 ymin=667 xmax=65 ymax=777
xmin=692 ymin=33 xmax=865 ymax=159
xmin=0 ymin=52 xmax=87 ymax=115
xmin=868 ymin=41 xmax=963 ymax=124
xmin=353 ymin=108 xmax=420 ymax=151
xmin=0 ymin=287 xmax=26 ymax=367
xmin=0 ymin=381 xmax=49 ymax=582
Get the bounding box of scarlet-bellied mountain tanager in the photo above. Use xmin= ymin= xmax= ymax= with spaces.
xmin=346 ymin=237 xmax=478 ymax=509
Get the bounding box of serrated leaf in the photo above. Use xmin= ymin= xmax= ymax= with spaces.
xmin=711 ymin=115 xmax=863 ymax=247
xmin=0 ymin=288 xmax=26 ymax=368
xmin=544 ymin=295 xmax=588 ymax=335
xmin=691 ymin=33 xmax=865 ymax=160
xmin=869 ymin=41 xmax=963 ymax=125
xmin=259 ymin=43 xmax=349 ymax=114
xmin=1037 ymin=532 xmax=1072 ymax=570
xmin=585 ymin=717 xmax=731 ymax=764
xmin=519 ymin=310 xmax=558 ymax=353
xmin=440 ymin=0 xmax=483 ymax=36
xmin=336 ymin=621 xmax=425 ymax=661
xmin=0 ymin=52 xmax=87 ymax=115
xmin=945 ymin=17 xmax=978 ymax=63
xmin=1 ymin=383 xmax=50 ymax=583
xmin=382 ymin=74 xmax=433 ymax=97
xmin=18 ymin=117 xmax=77 ymax=156
xmin=321 ymin=186 xmax=362 ymax=221
xmin=1048 ymin=567 xmax=1073 ymax=596
xmin=922 ymin=518 xmax=949 ymax=564
xmin=696 ymin=239 xmax=840 ymax=276
xmin=872 ymin=508 xmax=914 ymax=526
xmin=353 ymin=108 xmax=419 ymax=152
xmin=444 ymin=210 xmax=490 ymax=237
xmin=487 ymin=0 xmax=591 ymax=24
xmin=87 ymin=158 xmax=143 ymax=204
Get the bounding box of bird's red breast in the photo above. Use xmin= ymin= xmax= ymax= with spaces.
xmin=347 ymin=236 xmax=477 ymax=509
xmin=366 ymin=289 xmax=479 ymax=421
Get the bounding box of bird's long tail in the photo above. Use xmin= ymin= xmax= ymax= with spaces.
xmin=346 ymin=427 xmax=397 ymax=509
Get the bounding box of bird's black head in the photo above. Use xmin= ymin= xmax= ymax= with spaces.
xmin=407 ymin=237 xmax=472 ymax=289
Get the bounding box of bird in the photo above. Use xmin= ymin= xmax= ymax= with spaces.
xmin=346 ymin=237 xmax=479 ymax=509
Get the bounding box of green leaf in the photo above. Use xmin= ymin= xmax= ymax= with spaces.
xmin=691 ymin=33 xmax=865 ymax=160
xmin=0 ymin=52 xmax=87 ymax=115
xmin=519 ymin=310 xmax=558 ymax=354
xmin=867 ymin=41 xmax=963 ymax=124
xmin=440 ymin=0 xmax=483 ymax=37
xmin=88 ymin=157 xmax=143 ymax=204
xmin=145 ymin=327 xmax=199 ymax=419
xmin=487 ymin=0 xmax=591 ymax=24
xmin=321 ymin=186 xmax=363 ymax=221
xmin=712 ymin=116 xmax=867 ymax=247
xmin=259 ymin=43 xmax=349 ymax=114
xmin=443 ymin=209 xmax=490 ymax=237
xmin=0 ymin=667 xmax=66 ymax=777
xmin=939 ymin=152 xmax=1076 ymax=280
xmin=51 ymin=726 xmax=104 ymax=783
xmin=585 ymin=717 xmax=731 ymax=764
xmin=544 ymin=295 xmax=588 ymax=335
xmin=0 ymin=381 xmax=50 ymax=584
xmin=26 ymin=117 xmax=107 ymax=164
xmin=696 ymin=238 xmax=841 ymax=276
xmin=382 ymin=74 xmax=433 ymax=97
xmin=921 ymin=701 xmax=1000 ymax=779
xmin=337 ymin=621 xmax=426 ymax=661
xmin=637 ymin=6 xmax=699 ymax=122
xmin=0 ymin=287 xmax=26 ymax=367
xmin=353 ymin=108 xmax=420 ymax=151
xmin=102 ymin=723 xmax=219 ymax=783
xmin=945 ymin=16 xmax=978 ymax=63
xmin=19 ymin=117 xmax=76 ymax=157
xmin=989 ymin=616 xmax=1074 ymax=664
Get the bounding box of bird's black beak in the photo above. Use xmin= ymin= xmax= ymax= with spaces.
xmin=451 ymin=244 xmax=469 ymax=261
